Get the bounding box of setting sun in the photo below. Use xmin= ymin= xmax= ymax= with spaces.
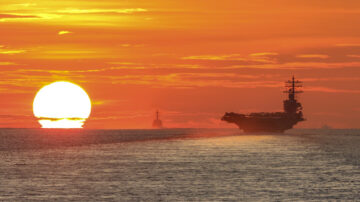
xmin=33 ymin=81 xmax=91 ymax=128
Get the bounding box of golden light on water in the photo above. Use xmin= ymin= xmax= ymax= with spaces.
xmin=33 ymin=81 xmax=91 ymax=128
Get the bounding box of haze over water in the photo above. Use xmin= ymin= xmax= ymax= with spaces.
xmin=0 ymin=128 xmax=359 ymax=201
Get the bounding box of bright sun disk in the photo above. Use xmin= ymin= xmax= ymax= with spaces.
xmin=33 ymin=81 xmax=91 ymax=128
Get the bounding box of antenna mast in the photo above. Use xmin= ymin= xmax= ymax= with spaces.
xmin=284 ymin=76 xmax=303 ymax=100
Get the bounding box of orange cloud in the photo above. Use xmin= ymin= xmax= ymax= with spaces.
xmin=250 ymin=52 xmax=278 ymax=57
xmin=305 ymin=86 xmax=360 ymax=94
xmin=182 ymin=53 xmax=278 ymax=64
xmin=296 ymin=54 xmax=329 ymax=59
xmin=335 ymin=43 xmax=360 ymax=47
xmin=0 ymin=13 xmax=39 ymax=19
xmin=58 ymin=30 xmax=72 ymax=35
xmin=57 ymin=8 xmax=147 ymax=14
xmin=0 ymin=46 xmax=26 ymax=54
xmin=347 ymin=54 xmax=360 ymax=58
xmin=0 ymin=62 xmax=16 ymax=65
xmin=231 ymin=61 xmax=360 ymax=69
xmin=182 ymin=54 xmax=245 ymax=61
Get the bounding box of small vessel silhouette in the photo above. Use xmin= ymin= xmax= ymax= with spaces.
xmin=152 ymin=110 xmax=163 ymax=128
xmin=222 ymin=76 xmax=305 ymax=133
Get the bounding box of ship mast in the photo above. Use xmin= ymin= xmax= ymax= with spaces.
xmin=284 ymin=76 xmax=303 ymax=101
xmin=283 ymin=76 xmax=303 ymax=115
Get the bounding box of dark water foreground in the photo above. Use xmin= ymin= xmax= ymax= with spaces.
xmin=0 ymin=128 xmax=359 ymax=201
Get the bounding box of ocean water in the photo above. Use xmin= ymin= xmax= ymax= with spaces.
xmin=0 ymin=128 xmax=359 ymax=201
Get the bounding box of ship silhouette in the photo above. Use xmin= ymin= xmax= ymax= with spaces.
xmin=222 ymin=76 xmax=305 ymax=133
xmin=152 ymin=110 xmax=163 ymax=128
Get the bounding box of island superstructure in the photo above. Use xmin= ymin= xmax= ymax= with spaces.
xmin=221 ymin=76 xmax=305 ymax=132
xmin=152 ymin=110 xmax=163 ymax=128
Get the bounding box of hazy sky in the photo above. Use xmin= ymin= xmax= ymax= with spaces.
xmin=1 ymin=0 xmax=360 ymax=128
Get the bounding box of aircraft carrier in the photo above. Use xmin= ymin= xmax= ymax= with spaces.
xmin=221 ymin=76 xmax=305 ymax=133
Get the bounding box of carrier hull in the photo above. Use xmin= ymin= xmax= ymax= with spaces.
xmin=221 ymin=76 xmax=305 ymax=132
xmin=224 ymin=114 xmax=302 ymax=133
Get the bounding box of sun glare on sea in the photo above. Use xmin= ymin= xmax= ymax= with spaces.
xmin=33 ymin=81 xmax=92 ymax=128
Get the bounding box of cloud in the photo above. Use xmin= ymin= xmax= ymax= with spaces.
xmin=107 ymin=73 xmax=284 ymax=89
xmin=57 ymin=8 xmax=147 ymax=14
xmin=0 ymin=46 xmax=26 ymax=55
xmin=305 ymin=86 xmax=360 ymax=94
xmin=347 ymin=54 xmax=360 ymax=58
xmin=182 ymin=52 xmax=280 ymax=65
xmin=180 ymin=45 xmax=360 ymax=70
xmin=249 ymin=52 xmax=278 ymax=63
xmin=182 ymin=54 xmax=245 ymax=61
xmin=296 ymin=54 xmax=329 ymax=59
xmin=0 ymin=13 xmax=39 ymax=19
xmin=0 ymin=62 xmax=16 ymax=65
xmin=3 ymin=3 xmax=37 ymax=9
xmin=107 ymin=62 xmax=138 ymax=65
xmin=0 ymin=114 xmax=33 ymax=120
xmin=175 ymin=64 xmax=202 ymax=69
xmin=0 ymin=4 xmax=148 ymax=25
xmin=181 ymin=53 xmax=279 ymax=65
xmin=0 ymin=70 xmax=269 ymax=90
xmin=335 ymin=43 xmax=360 ymax=47
xmin=92 ymin=99 xmax=127 ymax=105
xmin=250 ymin=52 xmax=278 ymax=57
xmin=0 ymin=50 xmax=25 ymax=54
xmin=302 ymin=77 xmax=360 ymax=82
xmin=58 ymin=30 xmax=72 ymax=35
xmin=230 ymin=61 xmax=360 ymax=69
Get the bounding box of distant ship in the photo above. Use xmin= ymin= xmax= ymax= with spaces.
xmin=152 ymin=110 xmax=163 ymax=128
xmin=320 ymin=124 xmax=332 ymax=130
xmin=221 ymin=76 xmax=305 ymax=133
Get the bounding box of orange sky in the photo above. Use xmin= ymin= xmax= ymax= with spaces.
xmin=1 ymin=0 xmax=360 ymax=129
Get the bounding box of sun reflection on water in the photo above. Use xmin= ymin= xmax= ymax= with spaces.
xmin=38 ymin=118 xmax=87 ymax=128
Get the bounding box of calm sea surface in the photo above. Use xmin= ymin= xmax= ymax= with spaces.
xmin=0 ymin=128 xmax=359 ymax=201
